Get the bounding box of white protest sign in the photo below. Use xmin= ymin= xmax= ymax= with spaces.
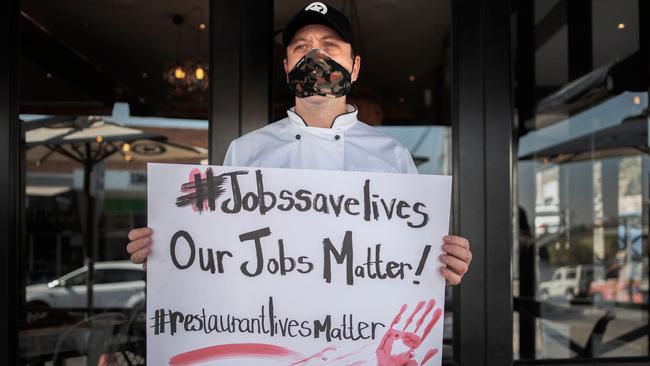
xmin=147 ymin=163 xmax=452 ymax=366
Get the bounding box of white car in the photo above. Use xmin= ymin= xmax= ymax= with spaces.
xmin=26 ymin=261 xmax=145 ymax=309
xmin=538 ymin=265 xmax=594 ymax=302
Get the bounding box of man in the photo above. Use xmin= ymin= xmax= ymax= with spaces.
xmin=127 ymin=1 xmax=471 ymax=285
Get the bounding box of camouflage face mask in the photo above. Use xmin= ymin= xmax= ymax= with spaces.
xmin=287 ymin=48 xmax=353 ymax=98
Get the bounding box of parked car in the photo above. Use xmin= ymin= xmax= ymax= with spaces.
xmin=26 ymin=261 xmax=145 ymax=309
xmin=539 ymin=265 xmax=594 ymax=301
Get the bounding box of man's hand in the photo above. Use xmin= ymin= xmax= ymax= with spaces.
xmin=126 ymin=227 xmax=153 ymax=269
xmin=439 ymin=235 xmax=471 ymax=285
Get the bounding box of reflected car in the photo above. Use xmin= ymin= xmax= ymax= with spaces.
xmin=538 ymin=265 xmax=593 ymax=301
xmin=25 ymin=261 xmax=146 ymax=309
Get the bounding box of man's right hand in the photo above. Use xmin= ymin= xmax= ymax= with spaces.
xmin=126 ymin=227 xmax=153 ymax=269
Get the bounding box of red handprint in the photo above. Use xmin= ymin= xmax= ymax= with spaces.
xmin=375 ymin=299 xmax=442 ymax=366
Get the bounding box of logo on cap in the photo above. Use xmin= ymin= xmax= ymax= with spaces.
xmin=305 ymin=2 xmax=328 ymax=14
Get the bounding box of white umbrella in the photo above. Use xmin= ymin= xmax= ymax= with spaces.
xmin=25 ymin=116 xmax=207 ymax=164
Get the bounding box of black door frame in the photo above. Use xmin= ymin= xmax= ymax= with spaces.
xmin=452 ymin=0 xmax=513 ymax=365
xmin=0 ymin=0 xmax=21 ymax=364
xmin=208 ymin=0 xmax=273 ymax=165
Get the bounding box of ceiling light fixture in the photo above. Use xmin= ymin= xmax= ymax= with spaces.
xmin=195 ymin=66 xmax=205 ymax=80
xmin=164 ymin=8 xmax=209 ymax=96
xmin=174 ymin=67 xmax=186 ymax=80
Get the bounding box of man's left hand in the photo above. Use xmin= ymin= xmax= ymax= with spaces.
xmin=439 ymin=235 xmax=472 ymax=285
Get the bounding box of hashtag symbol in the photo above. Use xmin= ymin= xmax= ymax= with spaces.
xmin=175 ymin=168 xmax=227 ymax=212
xmin=150 ymin=308 xmax=170 ymax=335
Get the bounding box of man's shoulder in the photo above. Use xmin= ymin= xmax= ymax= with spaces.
xmin=231 ymin=118 xmax=293 ymax=146
xmin=347 ymin=121 xmax=417 ymax=174
xmin=349 ymin=120 xmax=409 ymax=150
xmin=223 ymin=118 xmax=292 ymax=166
xmin=350 ymin=120 xmax=391 ymax=136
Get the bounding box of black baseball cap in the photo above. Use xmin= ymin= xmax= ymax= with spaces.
xmin=282 ymin=2 xmax=356 ymax=52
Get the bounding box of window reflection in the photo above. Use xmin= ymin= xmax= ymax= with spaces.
xmin=516 ymin=94 xmax=648 ymax=358
xmin=514 ymin=0 xmax=648 ymax=360
xmin=19 ymin=0 xmax=209 ymax=363
xmin=26 ymin=262 xmax=146 ymax=309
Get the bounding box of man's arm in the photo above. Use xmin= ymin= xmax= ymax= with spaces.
xmin=223 ymin=141 xmax=236 ymax=166
xmin=398 ymin=147 xmax=418 ymax=174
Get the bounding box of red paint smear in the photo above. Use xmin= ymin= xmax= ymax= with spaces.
xmin=187 ymin=168 xmax=208 ymax=212
xmin=376 ymin=300 xmax=444 ymax=366
xmin=169 ymin=343 xmax=302 ymax=366
xmin=414 ymin=300 xmax=435 ymax=334
xmin=390 ymin=304 xmax=408 ymax=329
xmin=402 ymin=301 xmax=425 ymax=331
xmin=420 ymin=308 xmax=443 ymax=343
xmin=289 ymin=345 xmax=337 ymax=365
xmin=332 ymin=344 xmax=371 ymax=363
xmin=421 ymin=349 xmax=439 ymax=366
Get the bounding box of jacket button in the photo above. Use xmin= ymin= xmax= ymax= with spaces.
xmin=295 ymin=134 xmax=301 ymax=140
xmin=334 ymin=135 xmax=341 ymax=140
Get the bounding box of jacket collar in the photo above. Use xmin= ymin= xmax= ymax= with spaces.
xmin=287 ymin=104 xmax=358 ymax=131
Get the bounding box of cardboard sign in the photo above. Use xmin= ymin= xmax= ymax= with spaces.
xmin=147 ymin=163 xmax=452 ymax=366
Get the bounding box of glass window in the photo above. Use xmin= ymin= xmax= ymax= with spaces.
xmin=20 ymin=0 xmax=208 ymax=364
xmin=100 ymin=269 xmax=146 ymax=283
xmin=514 ymin=0 xmax=648 ymax=361
xmin=566 ymin=269 xmax=577 ymax=280
xmin=64 ymin=272 xmax=87 ymax=287
xmin=592 ymin=0 xmax=639 ymax=69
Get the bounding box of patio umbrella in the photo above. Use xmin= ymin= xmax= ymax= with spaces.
xmin=23 ymin=116 xmax=207 ymax=314
xmin=25 ymin=116 xmax=208 ymax=163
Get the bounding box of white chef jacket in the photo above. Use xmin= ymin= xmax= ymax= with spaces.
xmin=223 ymin=104 xmax=418 ymax=174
